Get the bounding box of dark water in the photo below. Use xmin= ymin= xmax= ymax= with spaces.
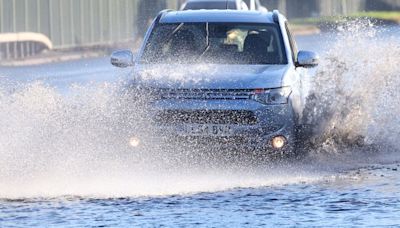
xmin=1 ymin=24 xmax=400 ymax=227
xmin=1 ymin=164 xmax=400 ymax=227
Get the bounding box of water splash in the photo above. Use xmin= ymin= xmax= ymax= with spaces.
xmin=0 ymin=81 xmax=329 ymax=199
xmin=0 ymin=20 xmax=400 ymax=199
xmin=303 ymin=20 xmax=400 ymax=155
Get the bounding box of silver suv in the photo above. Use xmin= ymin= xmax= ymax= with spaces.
xmin=111 ymin=10 xmax=318 ymax=154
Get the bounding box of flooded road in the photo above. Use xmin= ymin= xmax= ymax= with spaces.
xmin=1 ymin=23 xmax=400 ymax=227
xmin=1 ymin=164 xmax=400 ymax=227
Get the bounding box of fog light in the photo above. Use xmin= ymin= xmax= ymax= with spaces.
xmin=271 ymin=136 xmax=286 ymax=149
xmin=129 ymin=136 xmax=141 ymax=148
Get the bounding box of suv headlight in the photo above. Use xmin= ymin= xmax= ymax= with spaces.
xmin=252 ymin=87 xmax=292 ymax=105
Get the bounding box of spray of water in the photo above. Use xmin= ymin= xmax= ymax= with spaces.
xmin=0 ymin=20 xmax=399 ymax=199
xmin=303 ymin=20 xmax=400 ymax=156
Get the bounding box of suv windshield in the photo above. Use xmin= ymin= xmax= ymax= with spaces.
xmin=141 ymin=23 xmax=288 ymax=65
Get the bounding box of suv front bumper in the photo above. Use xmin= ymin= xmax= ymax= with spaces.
xmin=137 ymin=98 xmax=297 ymax=152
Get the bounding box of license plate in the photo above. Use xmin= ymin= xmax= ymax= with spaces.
xmin=178 ymin=124 xmax=233 ymax=136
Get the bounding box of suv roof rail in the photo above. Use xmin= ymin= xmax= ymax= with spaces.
xmin=272 ymin=10 xmax=280 ymax=24
xmin=155 ymin=9 xmax=173 ymax=23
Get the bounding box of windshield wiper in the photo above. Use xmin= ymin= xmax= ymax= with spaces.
xmin=199 ymin=22 xmax=210 ymax=58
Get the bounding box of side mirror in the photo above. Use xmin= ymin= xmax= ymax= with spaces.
xmin=296 ymin=51 xmax=319 ymax=68
xmin=111 ymin=50 xmax=134 ymax=68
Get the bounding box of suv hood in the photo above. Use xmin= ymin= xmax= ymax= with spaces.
xmin=134 ymin=64 xmax=288 ymax=89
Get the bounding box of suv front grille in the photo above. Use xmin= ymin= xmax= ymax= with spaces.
xmin=154 ymin=110 xmax=258 ymax=125
xmin=159 ymin=89 xmax=254 ymax=100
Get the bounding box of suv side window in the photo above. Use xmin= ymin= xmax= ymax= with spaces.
xmin=285 ymin=22 xmax=298 ymax=64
